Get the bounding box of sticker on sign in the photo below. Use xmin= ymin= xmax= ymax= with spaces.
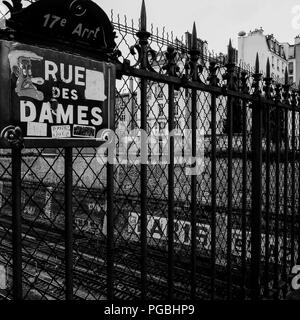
xmin=73 ymin=125 xmax=96 ymax=138
xmin=27 ymin=122 xmax=47 ymax=136
xmin=51 ymin=125 xmax=71 ymax=138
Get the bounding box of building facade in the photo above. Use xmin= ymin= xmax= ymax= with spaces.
xmin=282 ymin=36 xmax=300 ymax=86
xmin=238 ymin=28 xmax=288 ymax=82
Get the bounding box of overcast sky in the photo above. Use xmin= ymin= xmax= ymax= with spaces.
xmin=95 ymin=0 xmax=300 ymax=53
xmin=0 ymin=0 xmax=299 ymax=54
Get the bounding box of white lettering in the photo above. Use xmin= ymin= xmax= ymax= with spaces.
xmin=39 ymin=102 xmax=54 ymax=123
xmin=56 ymin=104 xmax=73 ymax=124
xmin=45 ymin=60 xmax=58 ymax=81
xmin=75 ymin=67 xmax=85 ymax=86
xmin=52 ymin=87 xmax=60 ymax=98
xmin=62 ymin=88 xmax=69 ymax=99
xmin=91 ymin=107 xmax=103 ymax=126
xmin=77 ymin=105 xmax=89 ymax=125
xmin=60 ymin=63 xmax=73 ymax=84
xmin=71 ymin=89 xmax=78 ymax=100
xmin=20 ymin=100 xmax=36 ymax=122
xmin=72 ymin=23 xmax=82 ymax=36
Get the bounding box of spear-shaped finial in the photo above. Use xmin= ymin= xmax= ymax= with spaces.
xmin=192 ymin=22 xmax=197 ymax=50
xmin=266 ymin=58 xmax=270 ymax=78
xmin=140 ymin=0 xmax=147 ymax=31
xmin=255 ymin=53 xmax=260 ymax=74
xmin=263 ymin=58 xmax=272 ymax=98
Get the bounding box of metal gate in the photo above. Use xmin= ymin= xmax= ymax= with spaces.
xmin=0 ymin=0 xmax=300 ymax=300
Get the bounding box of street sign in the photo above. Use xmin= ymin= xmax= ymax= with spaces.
xmin=0 ymin=40 xmax=115 ymax=147
xmin=0 ymin=264 xmax=6 ymax=290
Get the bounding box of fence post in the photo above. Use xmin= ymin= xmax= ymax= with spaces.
xmin=251 ymin=53 xmax=263 ymax=300
xmin=208 ymin=58 xmax=219 ymax=300
xmin=163 ymin=45 xmax=178 ymax=300
xmin=65 ymin=147 xmax=73 ymax=300
xmin=274 ymin=83 xmax=282 ymax=299
xmin=262 ymin=58 xmax=272 ymax=298
xmin=136 ymin=0 xmax=151 ymax=300
xmin=12 ymin=146 xmax=22 ymax=300
xmin=240 ymin=67 xmax=250 ymax=299
xmin=224 ymin=39 xmax=238 ymax=299
xmin=282 ymin=68 xmax=290 ymax=297
xmin=189 ymin=22 xmax=200 ymax=300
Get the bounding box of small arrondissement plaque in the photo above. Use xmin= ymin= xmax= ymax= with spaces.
xmin=6 ymin=0 xmax=117 ymax=54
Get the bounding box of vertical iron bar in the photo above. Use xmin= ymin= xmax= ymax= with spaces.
xmin=240 ymin=70 xmax=249 ymax=299
xmin=137 ymin=0 xmax=150 ymax=300
xmin=191 ymin=86 xmax=197 ymax=300
xmin=65 ymin=147 xmax=73 ymax=300
xmin=250 ymin=55 xmax=262 ymax=300
xmin=209 ymin=63 xmax=217 ymax=299
xmin=225 ymin=42 xmax=235 ymax=300
xmin=264 ymin=104 xmax=270 ymax=298
xmin=140 ymin=79 xmax=148 ymax=301
xmin=227 ymin=96 xmax=233 ymax=300
xmin=298 ymin=101 xmax=300 ymax=265
xmin=107 ymin=161 xmax=114 ymax=299
xmin=263 ymin=62 xmax=272 ymax=299
xmin=190 ymin=22 xmax=199 ymax=300
xmin=251 ymin=98 xmax=262 ymax=300
xmin=241 ymin=99 xmax=247 ymax=299
xmin=274 ymin=85 xmax=281 ymax=299
xmin=298 ymin=102 xmax=300 ymax=265
xmin=168 ymin=83 xmax=175 ymax=300
xmin=291 ymin=93 xmax=296 ymax=266
xmin=282 ymin=75 xmax=290 ymax=298
xmin=282 ymin=108 xmax=288 ymax=297
xmin=12 ymin=147 xmax=22 ymax=300
xmin=106 ymin=63 xmax=115 ymax=300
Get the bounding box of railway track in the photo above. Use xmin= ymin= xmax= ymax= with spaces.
xmin=0 ymin=222 xmax=247 ymax=300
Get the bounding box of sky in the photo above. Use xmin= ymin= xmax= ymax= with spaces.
xmin=95 ymin=0 xmax=300 ymax=54
xmin=0 ymin=0 xmax=299 ymax=54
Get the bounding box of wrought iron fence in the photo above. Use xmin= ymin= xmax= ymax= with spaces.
xmin=0 ymin=0 xmax=300 ymax=301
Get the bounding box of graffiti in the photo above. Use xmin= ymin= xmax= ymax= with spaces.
xmin=23 ymin=206 xmax=36 ymax=216
xmin=127 ymin=212 xmax=298 ymax=266
xmin=128 ymin=212 xmax=211 ymax=250
xmin=87 ymin=202 xmax=105 ymax=213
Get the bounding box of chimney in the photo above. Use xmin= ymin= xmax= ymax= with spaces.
xmin=295 ymin=35 xmax=300 ymax=45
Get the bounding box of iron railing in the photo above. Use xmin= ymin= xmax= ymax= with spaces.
xmin=0 ymin=0 xmax=299 ymax=301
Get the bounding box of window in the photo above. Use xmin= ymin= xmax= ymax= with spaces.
xmin=158 ymin=89 xmax=164 ymax=99
xmin=174 ymin=102 xmax=179 ymax=116
xmin=42 ymin=148 xmax=57 ymax=156
xmin=119 ymin=108 xmax=126 ymax=122
xmin=158 ymin=103 xmax=164 ymax=117
xmin=120 ymin=112 xmax=126 ymax=122
xmin=158 ymin=121 xmax=166 ymax=133
xmin=289 ymin=62 xmax=294 ymax=75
